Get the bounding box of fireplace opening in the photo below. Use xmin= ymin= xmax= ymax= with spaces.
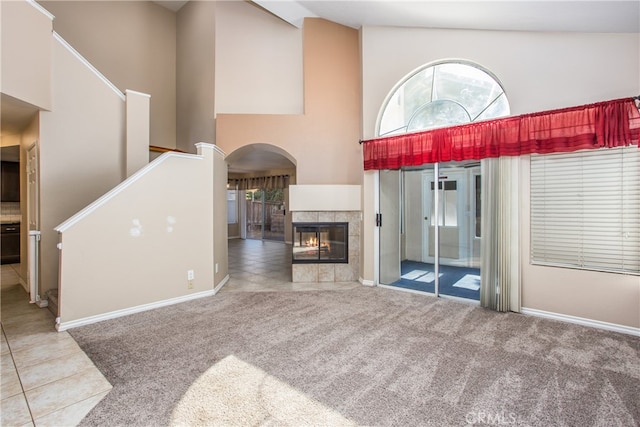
xmin=292 ymin=222 xmax=348 ymax=263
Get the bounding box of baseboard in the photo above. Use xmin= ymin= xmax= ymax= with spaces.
xmin=57 ymin=289 xmax=216 ymax=332
xmin=520 ymin=307 xmax=640 ymax=337
xmin=359 ymin=277 xmax=375 ymax=287
xmin=377 ymin=283 xmax=437 ymax=298
xmin=19 ymin=277 xmax=28 ymax=294
xmin=213 ymin=274 xmax=230 ymax=294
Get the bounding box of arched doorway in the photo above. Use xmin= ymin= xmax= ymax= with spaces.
xmin=226 ymin=143 xmax=297 ymax=243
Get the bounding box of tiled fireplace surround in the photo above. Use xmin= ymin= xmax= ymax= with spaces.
xmin=291 ymin=211 xmax=360 ymax=283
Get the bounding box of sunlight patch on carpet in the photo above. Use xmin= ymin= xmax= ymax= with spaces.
xmin=452 ymin=274 xmax=481 ymax=291
xmin=170 ymin=355 xmax=355 ymax=427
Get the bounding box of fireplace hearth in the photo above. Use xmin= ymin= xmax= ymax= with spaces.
xmin=292 ymin=222 xmax=348 ymax=263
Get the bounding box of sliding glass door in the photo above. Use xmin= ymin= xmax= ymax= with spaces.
xmin=379 ymin=163 xmax=481 ymax=301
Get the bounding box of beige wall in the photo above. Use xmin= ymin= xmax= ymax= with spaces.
xmin=56 ymin=145 xmax=224 ymax=327
xmin=1 ymin=0 xmax=53 ymax=111
xmin=519 ymin=158 xmax=640 ymax=328
xmin=361 ymin=26 xmax=640 ymax=327
xmin=214 ymin=1 xmax=303 ymax=115
xmin=39 ymin=37 xmax=126 ymax=299
xmin=38 ymin=1 xmax=177 ymax=149
xmin=361 ymin=27 xmax=639 ymax=139
xmin=176 ymin=0 xmax=216 ymax=152
xmin=125 ymin=90 xmax=151 ymax=177
xmin=216 ymin=18 xmax=362 ymax=186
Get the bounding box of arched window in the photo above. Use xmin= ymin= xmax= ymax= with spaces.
xmin=377 ymin=61 xmax=509 ymax=137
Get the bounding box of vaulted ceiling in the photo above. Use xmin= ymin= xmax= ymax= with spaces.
xmin=154 ymin=1 xmax=640 ymax=33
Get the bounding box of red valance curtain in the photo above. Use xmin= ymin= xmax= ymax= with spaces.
xmin=362 ymin=97 xmax=640 ymax=170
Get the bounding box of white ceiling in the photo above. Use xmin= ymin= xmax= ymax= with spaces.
xmin=153 ymin=0 xmax=189 ymax=12
xmin=254 ymin=0 xmax=640 ymax=33
xmin=154 ymin=1 xmax=640 ymax=33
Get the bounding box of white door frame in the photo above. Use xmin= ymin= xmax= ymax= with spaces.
xmin=26 ymin=142 xmax=41 ymax=304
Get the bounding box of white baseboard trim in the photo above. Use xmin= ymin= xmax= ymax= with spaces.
xmin=213 ymin=274 xmax=230 ymax=294
xmin=57 ymin=289 xmax=216 ymax=332
xmin=359 ymin=277 xmax=375 ymax=287
xmin=377 ymin=283 xmax=437 ymax=298
xmin=520 ymin=307 xmax=640 ymax=337
xmin=18 ymin=277 xmax=29 ymax=294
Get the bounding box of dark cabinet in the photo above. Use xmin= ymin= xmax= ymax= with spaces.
xmin=1 ymin=161 xmax=20 ymax=202
xmin=1 ymin=223 xmax=20 ymax=264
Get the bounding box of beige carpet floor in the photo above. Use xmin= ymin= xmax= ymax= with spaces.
xmin=69 ymin=286 xmax=640 ymax=426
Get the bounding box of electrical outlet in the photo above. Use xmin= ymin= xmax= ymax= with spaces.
xmin=215 ymin=263 xmax=219 ymax=274
xmin=187 ymin=269 xmax=194 ymax=289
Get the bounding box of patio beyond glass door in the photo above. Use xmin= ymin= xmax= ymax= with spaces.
xmin=246 ymin=188 xmax=286 ymax=241
xmin=427 ymin=164 xmax=481 ymax=299
xmin=380 ymin=164 xmax=481 ymax=301
xmin=423 ymin=170 xmax=469 ymax=267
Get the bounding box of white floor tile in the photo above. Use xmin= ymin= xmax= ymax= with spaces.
xmin=33 ymin=391 xmax=110 ymax=427
xmin=0 ymin=393 xmax=32 ymax=426
xmin=25 ymin=369 xmax=112 ymax=420
xmin=18 ymin=351 xmax=97 ymax=391
xmin=11 ymin=334 xmax=81 ymax=370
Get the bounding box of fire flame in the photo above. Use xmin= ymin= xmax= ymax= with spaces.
xmin=304 ymin=237 xmax=330 ymax=251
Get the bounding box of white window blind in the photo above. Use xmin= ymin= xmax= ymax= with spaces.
xmin=530 ymin=146 xmax=639 ymax=275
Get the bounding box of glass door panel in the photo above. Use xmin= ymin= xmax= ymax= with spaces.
xmin=436 ymin=163 xmax=481 ymax=300
xmin=379 ymin=170 xmax=401 ymax=285
xmin=379 ymin=164 xmax=481 ymax=301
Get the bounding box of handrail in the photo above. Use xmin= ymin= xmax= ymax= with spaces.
xmin=26 ymin=0 xmax=55 ymax=20
xmin=53 ymin=32 xmax=125 ymax=101
xmin=149 ymin=145 xmax=187 ymax=154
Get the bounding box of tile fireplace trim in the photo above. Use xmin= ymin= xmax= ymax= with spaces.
xmin=291 ymin=211 xmax=360 ymax=283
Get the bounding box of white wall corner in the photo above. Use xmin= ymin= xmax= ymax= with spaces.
xmin=213 ymin=274 xmax=230 ymax=294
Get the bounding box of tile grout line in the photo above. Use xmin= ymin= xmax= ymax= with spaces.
xmin=1 ymin=323 xmax=37 ymax=426
xmin=27 ymin=369 xmax=113 ymax=423
xmin=18 ymin=349 xmax=95 ymax=393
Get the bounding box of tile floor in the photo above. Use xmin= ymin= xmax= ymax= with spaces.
xmin=1 ymin=264 xmax=111 ymax=427
xmin=1 ymin=239 xmax=360 ymax=426
xmin=222 ymin=238 xmax=360 ymax=293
